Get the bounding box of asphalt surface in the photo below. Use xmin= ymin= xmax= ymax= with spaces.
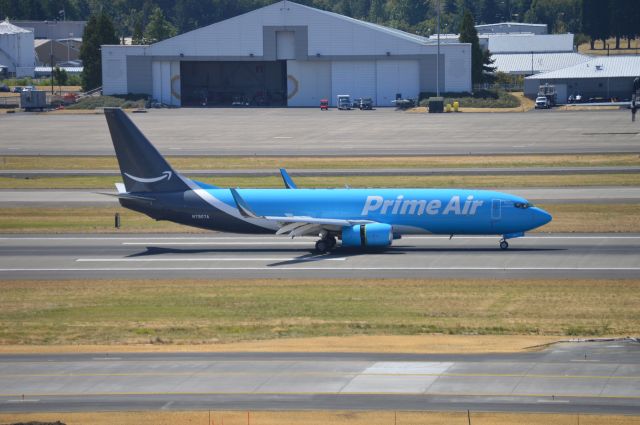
xmin=1 ymin=340 xmax=638 ymax=414
xmin=1 ymin=109 xmax=639 ymax=156
xmin=1 ymin=233 xmax=639 ymax=280
xmin=2 ymin=166 xmax=639 ymax=177
xmin=1 ymin=187 xmax=639 ymax=206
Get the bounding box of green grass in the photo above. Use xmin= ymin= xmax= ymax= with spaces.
xmin=66 ymin=94 xmax=147 ymax=110
xmin=0 ymin=204 xmax=638 ymax=234
xmin=0 ymin=279 xmax=637 ymax=345
xmin=420 ymin=89 xmax=520 ymax=108
xmin=1 ymin=173 xmax=638 ymax=189
xmin=3 ymin=154 xmax=638 ymax=171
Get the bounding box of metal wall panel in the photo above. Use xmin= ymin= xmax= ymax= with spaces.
xmin=287 ymin=60 xmax=331 ymax=107
xmin=376 ymin=60 xmax=419 ymax=106
xmin=331 ymin=61 xmax=376 ymax=106
xmin=276 ymin=31 xmax=296 ymax=60
xmin=126 ymin=56 xmax=152 ymax=95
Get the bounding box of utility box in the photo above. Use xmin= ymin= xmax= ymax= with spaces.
xmin=428 ymin=97 xmax=444 ymax=113
xmin=20 ymin=90 xmax=47 ymax=111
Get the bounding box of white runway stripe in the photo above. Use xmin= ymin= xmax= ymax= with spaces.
xmin=121 ymin=242 xmax=313 ymax=246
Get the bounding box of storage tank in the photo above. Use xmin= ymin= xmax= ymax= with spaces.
xmin=0 ymin=19 xmax=35 ymax=77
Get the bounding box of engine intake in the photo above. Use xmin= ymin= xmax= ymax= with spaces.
xmin=342 ymin=223 xmax=393 ymax=247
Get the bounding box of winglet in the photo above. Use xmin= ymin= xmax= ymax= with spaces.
xmin=279 ymin=168 xmax=298 ymax=189
xmin=230 ymin=188 xmax=260 ymax=219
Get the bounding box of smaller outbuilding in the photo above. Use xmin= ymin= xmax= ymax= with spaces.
xmin=524 ymin=56 xmax=640 ymax=103
xmin=0 ymin=19 xmax=35 ymax=77
xmin=492 ymin=52 xmax=589 ymax=76
xmin=476 ymin=22 xmax=547 ymax=35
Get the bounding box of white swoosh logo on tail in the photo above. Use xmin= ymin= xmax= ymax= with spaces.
xmin=124 ymin=171 xmax=172 ymax=183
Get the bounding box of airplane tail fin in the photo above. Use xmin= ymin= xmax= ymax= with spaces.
xmin=104 ymin=108 xmax=191 ymax=193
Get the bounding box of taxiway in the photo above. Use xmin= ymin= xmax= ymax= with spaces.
xmin=1 ymin=340 xmax=638 ymax=414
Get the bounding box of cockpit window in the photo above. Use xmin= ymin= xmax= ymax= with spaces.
xmin=514 ymin=202 xmax=533 ymax=209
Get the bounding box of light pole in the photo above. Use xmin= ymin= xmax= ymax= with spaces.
xmin=436 ymin=0 xmax=440 ymax=97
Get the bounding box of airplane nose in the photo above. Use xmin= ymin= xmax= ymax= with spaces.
xmin=531 ymin=207 xmax=552 ymax=228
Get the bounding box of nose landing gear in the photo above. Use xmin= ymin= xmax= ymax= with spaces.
xmin=315 ymin=236 xmax=337 ymax=253
xmin=499 ymin=239 xmax=509 ymax=250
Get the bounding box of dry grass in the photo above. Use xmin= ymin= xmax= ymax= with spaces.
xmin=1 ymin=411 xmax=640 ymax=425
xmin=0 ymin=335 xmax=560 ymax=355
xmin=578 ymin=37 xmax=640 ymax=55
xmin=1 ymin=173 xmax=639 ymax=189
xmin=0 ymin=204 xmax=638 ymax=234
xmin=2 ymin=154 xmax=638 ymax=171
xmin=0 ymin=279 xmax=637 ymax=346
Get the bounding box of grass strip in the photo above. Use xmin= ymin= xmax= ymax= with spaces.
xmin=1 ymin=173 xmax=639 ymax=189
xmin=0 ymin=204 xmax=638 ymax=234
xmin=1 ymin=411 xmax=639 ymax=425
xmin=0 ymin=279 xmax=638 ymax=345
xmin=2 ymin=154 xmax=639 ymax=170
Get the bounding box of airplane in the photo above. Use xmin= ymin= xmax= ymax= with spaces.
xmin=103 ymin=107 xmax=552 ymax=253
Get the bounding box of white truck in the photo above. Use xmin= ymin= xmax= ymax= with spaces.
xmin=337 ymin=95 xmax=351 ymax=110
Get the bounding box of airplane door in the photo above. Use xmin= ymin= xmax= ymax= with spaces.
xmin=491 ymin=199 xmax=502 ymax=220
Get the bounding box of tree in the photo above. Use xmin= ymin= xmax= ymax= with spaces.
xmin=459 ymin=9 xmax=483 ymax=85
xmin=143 ymin=7 xmax=177 ymax=43
xmin=368 ymin=0 xmax=386 ymax=22
xmin=482 ymin=49 xmax=496 ymax=83
xmin=131 ymin=14 xmax=144 ymax=44
xmin=480 ymin=0 xmax=499 ymax=24
xmin=53 ymin=66 xmax=68 ymax=90
xmin=80 ymin=13 xmax=119 ymax=91
xmin=581 ymin=0 xmax=610 ymax=49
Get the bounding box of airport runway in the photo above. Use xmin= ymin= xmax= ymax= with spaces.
xmin=1 ymin=109 xmax=638 ymax=156
xmin=1 ymin=340 xmax=638 ymax=414
xmin=1 ymin=187 xmax=639 ymax=206
xmin=1 ymin=233 xmax=639 ymax=280
xmin=2 ymin=165 xmax=639 ymax=177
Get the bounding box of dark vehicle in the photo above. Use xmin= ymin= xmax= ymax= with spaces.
xmin=392 ymin=98 xmax=416 ymax=110
xmin=352 ymin=98 xmax=362 ymax=109
xmin=12 ymin=86 xmax=22 ymax=93
xmin=0 ymin=84 xmax=9 ymax=92
xmin=320 ymin=99 xmax=329 ymax=110
xmin=359 ymin=97 xmax=373 ymax=110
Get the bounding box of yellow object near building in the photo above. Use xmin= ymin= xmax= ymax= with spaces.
xmin=453 ymin=101 xmax=459 ymax=112
xmin=446 ymin=103 xmax=452 ymax=112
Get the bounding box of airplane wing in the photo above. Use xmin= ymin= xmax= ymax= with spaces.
xmin=279 ymin=168 xmax=297 ymax=189
xmin=230 ymin=188 xmax=372 ymax=237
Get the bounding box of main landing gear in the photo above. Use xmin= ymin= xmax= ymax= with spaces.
xmin=499 ymin=239 xmax=509 ymax=250
xmin=315 ymin=236 xmax=337 ymax=253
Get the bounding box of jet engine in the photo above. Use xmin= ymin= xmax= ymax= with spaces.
xmin=342 ymin=223 xmax=393 ymax=248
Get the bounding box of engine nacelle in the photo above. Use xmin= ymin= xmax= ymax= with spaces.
xmin=342 ymin=223 xmax=393 ymax=248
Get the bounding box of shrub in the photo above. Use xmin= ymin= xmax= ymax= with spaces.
xmin=67 ymin=94 xmax=147 ymax=110
xmin=418 ymin=89 xmax=520 ymax=109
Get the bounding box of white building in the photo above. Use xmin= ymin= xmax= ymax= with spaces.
xmin=525 ymin=56 xmax=640 ymax=103
xmin=492 ymin=52 xmax=589 ymax=76
xmin=102 ymin=1 xmax=471 ymax=107
xmin=476 ymin=22 xmax=547 ymax=35
xmin=0 ymin=19 xmax=35 ymax=77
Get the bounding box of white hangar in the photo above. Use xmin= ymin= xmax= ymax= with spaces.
xmin=101 ymin=1 xmax=471 ymax=107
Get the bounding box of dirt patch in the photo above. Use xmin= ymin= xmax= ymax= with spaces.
xmin=1 ymin=411 xmax=639 ymax=425
xmin=0 ymin=334 xmax=560 ymax=355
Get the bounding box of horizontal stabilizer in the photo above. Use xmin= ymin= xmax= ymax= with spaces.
xmin=97 ymin=192 xmax=156 ymax=202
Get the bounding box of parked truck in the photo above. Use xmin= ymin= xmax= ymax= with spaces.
xmin=337 ymin=94 xmax=351 ymax=110
xmin=20 ymin=90 xmax=47 ymax=112
xmin=537 ymin=84 xmax=557 ymax=107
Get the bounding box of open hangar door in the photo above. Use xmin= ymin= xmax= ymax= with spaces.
xmin=180 ymin=61 xmax=287 ymax=107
